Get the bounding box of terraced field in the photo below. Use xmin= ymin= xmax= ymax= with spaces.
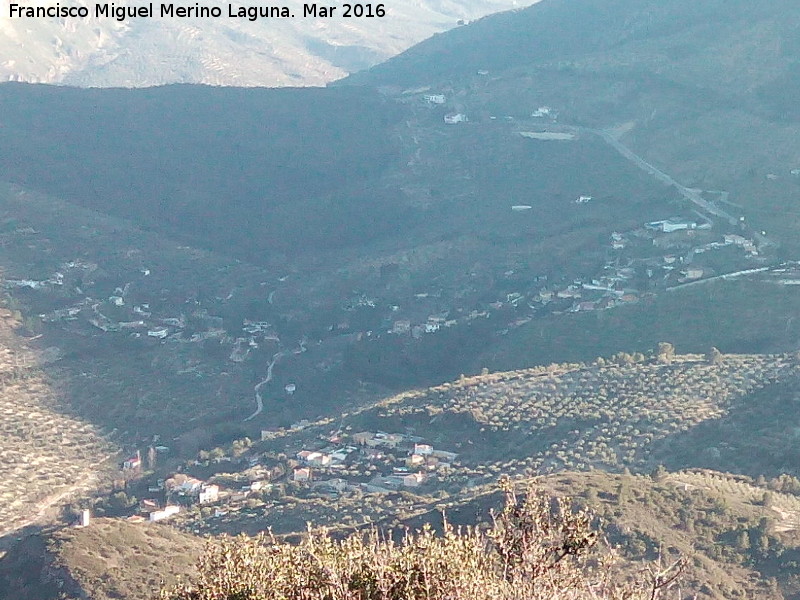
xmin=0 ymin=310 xmax=114 ymax=538
xmin=357 ymin=354 xmax=798 ymax=477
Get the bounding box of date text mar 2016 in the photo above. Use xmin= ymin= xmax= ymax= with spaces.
xmin=303 ymin=4 xmax=385 ymax=17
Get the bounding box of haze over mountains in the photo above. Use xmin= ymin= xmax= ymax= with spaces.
xmin=5 ymin=0 xmax=800 ymax=598
xmin=0 ymin=0 xmax=527 ymax=87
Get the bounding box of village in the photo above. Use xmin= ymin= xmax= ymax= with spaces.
xmin=100 ymin=426 xmax=460 ymax=530
xmin=380 ymin=211 xmax=771 ymax=339
xmin=0 ymin=124 xmax=788 ymax=434
xmin=10 ymin=207 xmax=773 ymax=372
xmin=1 ymin=89 xmax=783 ymax=381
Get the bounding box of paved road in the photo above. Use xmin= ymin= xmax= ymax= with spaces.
xmin=244 ymin=352 xmax=282 ymax=422
xmin=598 ymin=128 xmax=781 ymax=249
xmin=665 ymin=266 xmax=771 ymax=292
xmin=590 ymin=128 xmax=739 ymax=226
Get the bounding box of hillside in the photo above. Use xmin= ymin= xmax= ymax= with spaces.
xmin=348 ymin=0 xmax=796 ymax=92
xmin=0 ymin=519 xmax=206 ymax=600
xmin=5 ymin=470 xmax=800 ymax=599
xmin=144 ymin=352 xmax=800 ymax=557
xmin=5 ymin=0 xmax=800 ymax=413
xmin=6 ymin=5 xmax=800 ymax=595
xmin=403 ymin=470 xmax=800 ymax=599
xmin=0 ymin=0 xmax=526 ymax=87
xmin=317 ymin=353 xmax=800 ymax=481
xmin=0 ymin=80 xmax=714 ymax=440
xmin=0 ymin=350 xmax=799 ymax=598
xmin=345 ymin=0 xmax=800 ymax=255
xmin=0 ymin=83 xmax=404 ymax=263
xmin=0 ymin=293 xmax=114 ymax=543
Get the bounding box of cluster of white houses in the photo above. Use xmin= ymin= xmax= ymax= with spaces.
xmin=290 ymin=431 xmax=458 ymax=490
xmin=390 ymin=313 xmax=458 ymax=337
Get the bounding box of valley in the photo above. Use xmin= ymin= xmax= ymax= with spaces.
xmin=0 ymin=69 xmax=798 ymax=552
xmin=4 ymin=0 xmax=800 ymax=597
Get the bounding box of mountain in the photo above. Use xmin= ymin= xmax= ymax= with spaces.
xmin=0 ymin=0 xmax=527 ymax=87
xmin=344 ymin=0 xmax=800 ymax=254
xmin=2 ymin=0 xmax=800 ymax=451
xmin=5 ymin=1 xmax=800 ymax=596
xmin=315 ymin=352 xmax=800 ymax=479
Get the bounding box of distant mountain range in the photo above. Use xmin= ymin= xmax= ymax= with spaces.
xmin=0 ymin=0 xmax=528 ymax=87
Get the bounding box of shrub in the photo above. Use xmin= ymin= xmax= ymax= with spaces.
xmin=160 ymin=483 xmax=683 ymax=600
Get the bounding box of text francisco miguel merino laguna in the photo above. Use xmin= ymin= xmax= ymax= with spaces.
xmin=5 ymin=3 xmax=382 ymax=20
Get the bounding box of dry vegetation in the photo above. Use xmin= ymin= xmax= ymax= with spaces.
xmin=162 ymin=482 xmax=681 ymax=600
xmin=534 ymin=470 xmax=800 ymax=599
xmin=393 ymin=470 xmax=800 ymax=599
xmin=0 ymin=518 xmax=207 ymax=600
xmin=0 ymin=305 xmax=114 ymax=537
xmin=7 ymin=470 xmax=800 ymax=600
xmin=52 ymin=518 xmax=207 ymax=600
xmin=666 ymin=470 xmax=800 ymax=534
xmin=182 ymin=490 xmax=434 ymax=538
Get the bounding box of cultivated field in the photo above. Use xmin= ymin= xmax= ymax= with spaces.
xmin=0 ymin=309 xmax=114 ymax=538
xmin=355 ymin=353 xmax=798 ymax=477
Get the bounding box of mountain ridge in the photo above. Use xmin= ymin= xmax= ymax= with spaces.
xmin=0 ymin=0 xmax=528 ymax=87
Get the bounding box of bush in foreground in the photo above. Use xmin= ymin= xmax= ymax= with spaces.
xmin=161 ymin=483 xmax=682 ymax=600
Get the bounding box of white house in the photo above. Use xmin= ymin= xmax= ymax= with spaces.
xmin=314 ymin=478 xmax=348 ymax=493
xmin=297 ymin=450 xmax=331 ymax=466
xmin=149 ymin=505 xmax=180 ymax=522
xmin=413 ymin=443 xmax=433 ymax=455
xmin=423 ymin=94 xmax=446 ymax=104
xmin=293 ymin=467 xmax=312 ymax=482
xmin=123 ymin=455 xmax=141 ymax=470
xmin=198 ymin=484 xmax=219 ymax=504
xmin=407 ymin=454 xmax=425 ymax=467
xmin=444 ymin=113 xmax=467 ymax=124
xmin=176 ymin=477 xmax=203 ymax=495
xmin=724 ymin=234 xmax=747 ymax=246
xmin=307 ymin=452 xmax=331 ymax=467
xmin=646 ymin=220 xmax=697 ymax=233
xmin=78 ymin=509 xmax=91 ymax=527
xmin=147 ymin=328 xmax=169 ymax=339
xmin=402 ymin=473 xmax=427 ymax=487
